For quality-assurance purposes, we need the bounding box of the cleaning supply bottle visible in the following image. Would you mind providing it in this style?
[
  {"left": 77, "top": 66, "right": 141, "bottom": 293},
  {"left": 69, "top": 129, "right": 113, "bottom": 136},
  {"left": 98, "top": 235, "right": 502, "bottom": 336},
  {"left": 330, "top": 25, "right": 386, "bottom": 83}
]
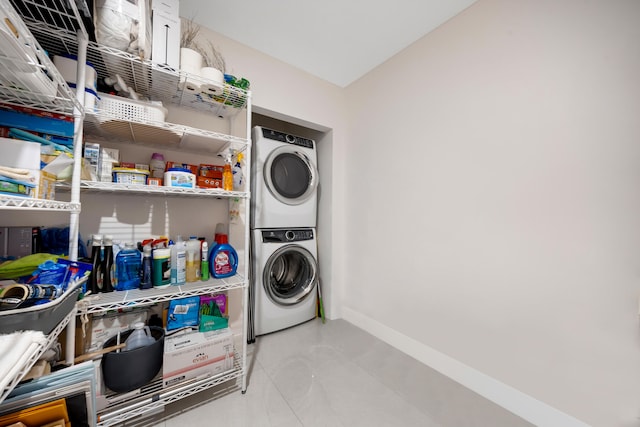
[
  {"left": 150, "top": 152, "right": 165, "bottom": 179},
  {"left": 170, "top": 235, "right": 186, "bottom": 285},
  {"left": 232, "top": 152, "right": 244, "bottom": 190},
  {"left": 201, "top": 241, "right": 209, "bottom": 281},
  {"left": 89, "top": 234, "right": 104, "bottom": 294},
  {"left": 139, "top": 244, "right": 153, "bottom": 289},
  {"left": 102, "top": 235, "right": 115, "bottom": 292},
  {"left": 209, "top": 233, "right": 238, "bottom": 278},
  {"left": 115, "top": 242, "right": 141, "bottom": 290},
  {"left": 222, "top": 155, "right": 233, "bottom": 191},
  {"left": 185, "top": 236, "right": 200, "bottom": 282},
  {"left": 124, "top": 322, "right": 155, "bottom": 351}
]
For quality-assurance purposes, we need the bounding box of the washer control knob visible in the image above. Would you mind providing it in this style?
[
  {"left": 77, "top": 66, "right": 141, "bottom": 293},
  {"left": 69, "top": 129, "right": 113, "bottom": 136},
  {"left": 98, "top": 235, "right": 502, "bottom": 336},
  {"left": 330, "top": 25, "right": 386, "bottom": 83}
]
[
  {"left": 285, "top": 230, "right": 296, "bottom": 241},
  {"left": 285, "top": 134, "right": 295, "bottom": 143}
]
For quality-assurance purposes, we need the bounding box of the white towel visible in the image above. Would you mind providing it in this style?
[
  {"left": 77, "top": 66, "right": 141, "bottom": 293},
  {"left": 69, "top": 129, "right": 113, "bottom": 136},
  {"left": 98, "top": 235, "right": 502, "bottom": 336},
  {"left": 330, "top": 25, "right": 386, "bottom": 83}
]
[{"left": 0, "top": 330, "right": 47, "bottom": 394}]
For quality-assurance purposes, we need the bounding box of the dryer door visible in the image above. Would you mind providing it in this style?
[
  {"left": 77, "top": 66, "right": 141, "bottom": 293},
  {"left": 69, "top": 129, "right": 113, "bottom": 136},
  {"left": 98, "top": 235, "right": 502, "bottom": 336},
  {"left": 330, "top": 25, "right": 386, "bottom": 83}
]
[
  {"left": 263, "top": 145, "right": 318, "bottom": 206},
  {"left": 263, "top": 244, "right": 317, "bottom": 306}
]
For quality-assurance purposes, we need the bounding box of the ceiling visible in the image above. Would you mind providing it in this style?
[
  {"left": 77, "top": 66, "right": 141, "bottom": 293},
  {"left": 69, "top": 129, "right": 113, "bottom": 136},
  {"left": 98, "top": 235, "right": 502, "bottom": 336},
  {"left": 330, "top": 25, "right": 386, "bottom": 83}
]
[{"left": 179, "top": 0, "right": 477, "bottom": 88}]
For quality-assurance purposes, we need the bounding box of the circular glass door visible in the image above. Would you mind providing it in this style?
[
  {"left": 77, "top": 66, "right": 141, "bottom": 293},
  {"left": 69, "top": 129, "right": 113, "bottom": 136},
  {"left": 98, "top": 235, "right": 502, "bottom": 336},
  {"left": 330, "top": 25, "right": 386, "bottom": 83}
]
[
  {"left": 264, "top": 146, "right": 318, "bottom": 206},
  {"left": 263, "top": 245, "right": 317, "bottom": 306}
]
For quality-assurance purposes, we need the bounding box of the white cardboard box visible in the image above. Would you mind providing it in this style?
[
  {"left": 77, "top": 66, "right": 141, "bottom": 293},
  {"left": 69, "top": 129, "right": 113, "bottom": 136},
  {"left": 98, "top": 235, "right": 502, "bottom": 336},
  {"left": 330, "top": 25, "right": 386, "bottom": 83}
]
[
  {"left": 163, "top": 328, "right": 234, "bottom": 388},
  {"left": 0, "top": 137, "right": 41, "bottom": 197},
  {"left": 151, "top": 0, "right": 180, "bottom": 69}
]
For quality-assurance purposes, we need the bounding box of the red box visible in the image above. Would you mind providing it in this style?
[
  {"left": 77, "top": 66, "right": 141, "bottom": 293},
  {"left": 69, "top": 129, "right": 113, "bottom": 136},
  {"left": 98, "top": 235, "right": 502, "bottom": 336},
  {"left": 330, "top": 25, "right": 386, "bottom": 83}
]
[
  {"left": 196, "top": 175, "right": 222, "bottom": 189},
  {"left": 118, "top": 162, "right": 136, "bottom": 169},
  {"left": 199, "top": 164, "right": 224, "bottom": 178},
  {"left": 148, "top": 177, "right": 163, "bottom": 186},
  {"left": 166, "top": 161, "right": 197, "bottom": 175}
]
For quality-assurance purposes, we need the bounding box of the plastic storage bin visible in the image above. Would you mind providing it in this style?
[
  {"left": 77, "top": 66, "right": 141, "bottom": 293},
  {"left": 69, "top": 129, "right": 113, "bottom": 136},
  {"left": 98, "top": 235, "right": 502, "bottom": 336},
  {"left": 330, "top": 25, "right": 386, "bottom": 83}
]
[{"left": 0, "top": 282, "right": 82, "bottom": 335}]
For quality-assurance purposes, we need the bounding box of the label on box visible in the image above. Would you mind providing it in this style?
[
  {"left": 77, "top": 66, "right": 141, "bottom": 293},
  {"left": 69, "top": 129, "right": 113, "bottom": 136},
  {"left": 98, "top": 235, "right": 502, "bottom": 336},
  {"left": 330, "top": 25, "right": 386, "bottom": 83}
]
[
  {"left": 199, "top": 164, "right": 224, "bottom": 178},
  {"left": 163, "top": 328, "right": 234, "bottom": 387},
  {"left": 196, "top": 176, "right": 222, "bottom": 189},
  {"left": 166, "top": 162, "right": 197, "bottom": 175}
]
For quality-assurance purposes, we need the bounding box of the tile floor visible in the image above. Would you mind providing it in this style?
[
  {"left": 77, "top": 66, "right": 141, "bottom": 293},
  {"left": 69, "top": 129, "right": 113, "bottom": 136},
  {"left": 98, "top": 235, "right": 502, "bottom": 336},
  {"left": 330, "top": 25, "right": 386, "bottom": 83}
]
[{"left": 146, "top": 319, "right": 533, "bottom": 427}]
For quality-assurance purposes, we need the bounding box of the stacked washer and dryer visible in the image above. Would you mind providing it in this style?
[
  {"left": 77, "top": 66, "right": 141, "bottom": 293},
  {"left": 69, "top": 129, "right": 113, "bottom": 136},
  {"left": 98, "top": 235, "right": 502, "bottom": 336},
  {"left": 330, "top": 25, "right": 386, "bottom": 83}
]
[{"left": 249, "top": 126, "right": 320, "bottom": 339}]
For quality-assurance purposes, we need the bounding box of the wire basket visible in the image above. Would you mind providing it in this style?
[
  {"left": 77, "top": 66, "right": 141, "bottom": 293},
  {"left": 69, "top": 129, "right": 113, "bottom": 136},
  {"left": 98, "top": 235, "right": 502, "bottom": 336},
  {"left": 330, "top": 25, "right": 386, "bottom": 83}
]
[{"left": 97, "top": 93, "right": 167, "bottom": 123}]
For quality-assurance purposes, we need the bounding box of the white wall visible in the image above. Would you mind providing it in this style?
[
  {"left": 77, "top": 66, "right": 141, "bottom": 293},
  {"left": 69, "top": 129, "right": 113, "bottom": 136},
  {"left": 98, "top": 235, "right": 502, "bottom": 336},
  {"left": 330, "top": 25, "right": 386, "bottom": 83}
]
[{"left": 343, "top": 0, "right": 640, "bottom": 426}]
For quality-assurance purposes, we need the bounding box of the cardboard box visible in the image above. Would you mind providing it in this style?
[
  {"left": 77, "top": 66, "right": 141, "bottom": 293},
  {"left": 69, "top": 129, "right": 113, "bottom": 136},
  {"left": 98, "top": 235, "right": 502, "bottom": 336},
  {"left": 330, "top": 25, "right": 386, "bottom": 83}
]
[
  {"left": 0, "top": 137, "right": 40, "bottom": 170},
  {"left": 38, "top": 170, "right": 56, "bottom": 199},
  {"left": 151, "top": 0, "right": 180, "bottom": 70},
  {"left": 196, "top": 175, "right": 222, "bottom": 189},
  {"left": 199, "top": 164, "right": 224, "bottom": 178},
  {"left": 163, "top": 328, "right": 234, "bottom": 387},
  {"left": 0, "top": 137, "right": 41, "bottom": 197},
  {"left": 101, "top": 147, "right": 119, "bottom": 163},
  {"left": 87, "top": 310, "right": 148, "bottom": 353},
  {"left": 83, "top": 142, "right": 100, "bottom": 179}
]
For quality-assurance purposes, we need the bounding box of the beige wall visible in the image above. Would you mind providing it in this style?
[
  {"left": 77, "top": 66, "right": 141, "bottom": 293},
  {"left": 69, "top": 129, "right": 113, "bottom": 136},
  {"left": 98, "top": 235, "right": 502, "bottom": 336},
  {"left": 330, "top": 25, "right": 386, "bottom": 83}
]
[
  {"left": 189, "top": 0, "right": 640, "bottom": 424},
  {"left": 192, "top": 25, "right": 349, "bottom": 321},
  {"left": 343, "top": 0, "right": 640, "bottom": 426}
]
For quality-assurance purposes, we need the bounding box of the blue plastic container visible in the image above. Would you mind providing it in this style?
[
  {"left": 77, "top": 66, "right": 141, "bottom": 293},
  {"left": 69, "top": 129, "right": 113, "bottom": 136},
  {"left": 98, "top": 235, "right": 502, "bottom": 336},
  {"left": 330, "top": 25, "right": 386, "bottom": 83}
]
[
  {"left": 208, "top": 234, "right": 238, "bottom": 278},
  {"left": 115, "top": 243, "right": 141, "bottom": 291}
]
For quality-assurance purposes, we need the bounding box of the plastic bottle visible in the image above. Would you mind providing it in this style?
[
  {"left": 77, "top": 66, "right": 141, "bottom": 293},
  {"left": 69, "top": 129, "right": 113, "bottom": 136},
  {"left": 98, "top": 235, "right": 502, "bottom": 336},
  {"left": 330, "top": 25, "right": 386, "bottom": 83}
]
[
  {"left": 150, "top": 152, "right": 165, "bottom": 179},
  {"left": 201, "top": 241, "right": 209, "bottom": 281},
  {"left": 170, "top": 236, "right": 186, "bottom": 285},
  {"left": 139, "top": 244, "right": 153, "bottom": 289},
  {"left": 232, "top": 152, "right": 244, "bottom": 190},
  {"left": 115, "top": 242, "right": 141, "bottom": 291},
  {"left": 209, "top": 233, "right": 238, "bottom": 278},
  {"left": 89, "top": 234, "right": 104, "bottom": 294},
  {"left": 222, "top": 155, "right": 233, "bottom": 191},
  {"left": 124, "top": 322, "right": 155, "bottom": 351},
  {"left": 152, "top": 247, "right": 171, "bottom": 288},
  {"left": 185, "top": 236, "right": 200, "bottom": 282},
  {"left": 102, "top": 235, "right": 115, "bottom": 292}
]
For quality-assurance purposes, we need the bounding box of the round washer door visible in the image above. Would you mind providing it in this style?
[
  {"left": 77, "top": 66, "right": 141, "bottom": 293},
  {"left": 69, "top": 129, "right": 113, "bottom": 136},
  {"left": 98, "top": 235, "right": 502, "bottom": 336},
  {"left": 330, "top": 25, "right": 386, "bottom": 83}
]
[
  {"left": 263, "top": 244, "right": 317, "bottom": 306},
  {"left": 264, "top": 145, "right": 318, "bottom": 206}
]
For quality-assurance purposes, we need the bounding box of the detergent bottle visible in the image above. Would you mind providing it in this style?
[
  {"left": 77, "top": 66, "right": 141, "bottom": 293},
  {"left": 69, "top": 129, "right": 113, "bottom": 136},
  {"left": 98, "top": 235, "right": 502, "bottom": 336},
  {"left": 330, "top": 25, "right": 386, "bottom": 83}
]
[{"left": 209, "top": 232, "right": 238, "bottom": 279}]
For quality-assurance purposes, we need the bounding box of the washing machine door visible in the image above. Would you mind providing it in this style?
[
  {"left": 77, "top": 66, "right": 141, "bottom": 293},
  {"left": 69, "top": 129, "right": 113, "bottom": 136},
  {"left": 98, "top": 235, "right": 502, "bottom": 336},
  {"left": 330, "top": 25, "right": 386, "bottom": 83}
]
[
  {"left": 264, "top": 145, "right": 318, "bottom": 206},
  {"left": 263, "top": 244, "right": 317, "bottom": 305}
]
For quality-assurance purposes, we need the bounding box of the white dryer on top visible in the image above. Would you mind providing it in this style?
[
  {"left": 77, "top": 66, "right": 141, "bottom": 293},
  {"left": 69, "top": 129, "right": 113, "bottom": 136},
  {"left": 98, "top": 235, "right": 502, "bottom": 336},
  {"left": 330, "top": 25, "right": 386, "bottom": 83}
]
[{"left": 251, "top": 126, "right": 319, "bottom": 229}]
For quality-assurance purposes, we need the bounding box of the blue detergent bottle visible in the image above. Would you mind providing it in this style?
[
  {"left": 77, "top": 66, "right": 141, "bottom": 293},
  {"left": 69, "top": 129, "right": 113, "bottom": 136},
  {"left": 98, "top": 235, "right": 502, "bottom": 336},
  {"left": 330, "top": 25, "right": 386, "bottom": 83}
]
[{"left": 209, "top": 233, "right": 238, "bottom": 278}]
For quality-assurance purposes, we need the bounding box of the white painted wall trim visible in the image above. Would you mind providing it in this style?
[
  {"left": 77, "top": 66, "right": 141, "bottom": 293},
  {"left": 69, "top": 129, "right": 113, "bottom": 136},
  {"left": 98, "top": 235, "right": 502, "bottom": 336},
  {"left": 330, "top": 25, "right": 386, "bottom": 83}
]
[{"left": 342, "top": 307, "right": 591, "bottom": 427}]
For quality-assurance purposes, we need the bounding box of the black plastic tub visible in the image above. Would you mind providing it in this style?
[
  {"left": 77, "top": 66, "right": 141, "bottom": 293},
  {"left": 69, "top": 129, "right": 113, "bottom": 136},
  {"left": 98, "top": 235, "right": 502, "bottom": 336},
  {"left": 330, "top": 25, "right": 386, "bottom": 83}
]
[{"left": 101, "top": 326, "right": 165, "bottom": 393}]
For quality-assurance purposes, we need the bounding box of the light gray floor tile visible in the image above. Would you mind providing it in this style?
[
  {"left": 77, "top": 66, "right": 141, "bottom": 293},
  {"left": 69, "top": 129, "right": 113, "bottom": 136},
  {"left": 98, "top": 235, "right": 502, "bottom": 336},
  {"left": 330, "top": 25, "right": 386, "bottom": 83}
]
[{"left": 149, "top": 318, "right": 531, "bottom": 427}]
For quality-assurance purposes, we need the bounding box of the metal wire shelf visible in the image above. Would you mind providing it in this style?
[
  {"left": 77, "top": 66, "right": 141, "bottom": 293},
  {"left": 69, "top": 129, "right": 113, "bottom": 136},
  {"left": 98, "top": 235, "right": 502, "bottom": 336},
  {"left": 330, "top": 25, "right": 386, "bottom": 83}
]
[
  {"left": 96, "top": 355, "right": 244, "bottom": 426},
  {"left": 0, "top": 0, "right": 83, "bottom": 115},
  {"left": 83, "top": 111, "right": 249, "bottom": 156},
  {"left": 62, "top": 180, "right": 249, "bottom": 199},
  {"left": 78, "top": 275, "right": 246, "bottom": 314},
  {"left": 0, "top": 308, "right": 76, "bottom": 403},
  {"left": 0, "top": 194, "right": 81, "bottom": 211},
  {"left": 20, "top": 21, "right": 249, "bottom": 117}
]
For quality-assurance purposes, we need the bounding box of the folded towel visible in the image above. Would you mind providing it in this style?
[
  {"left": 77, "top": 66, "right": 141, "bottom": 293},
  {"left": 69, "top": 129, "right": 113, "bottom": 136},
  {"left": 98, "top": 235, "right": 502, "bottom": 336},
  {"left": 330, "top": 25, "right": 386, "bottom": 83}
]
[{"left": 0, "top": 330, "right": 47, "bottom": 393}]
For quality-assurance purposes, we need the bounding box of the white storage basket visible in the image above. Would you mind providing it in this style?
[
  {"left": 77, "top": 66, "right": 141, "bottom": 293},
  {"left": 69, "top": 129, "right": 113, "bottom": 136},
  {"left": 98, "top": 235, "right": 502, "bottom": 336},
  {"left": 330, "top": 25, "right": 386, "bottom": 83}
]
[{"left": 97, "top": 92, "right": 167, "bottom": 123}]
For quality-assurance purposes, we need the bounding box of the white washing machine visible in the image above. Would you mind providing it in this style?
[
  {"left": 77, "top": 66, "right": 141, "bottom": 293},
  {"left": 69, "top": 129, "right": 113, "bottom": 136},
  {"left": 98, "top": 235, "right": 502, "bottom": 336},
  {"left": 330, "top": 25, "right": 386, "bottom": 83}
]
[
  {"left": 251, "top": 126, "right": 319, "bottom": 229},
  {"left": 251, "top": 228, "right": 318, "bottom": 336}
]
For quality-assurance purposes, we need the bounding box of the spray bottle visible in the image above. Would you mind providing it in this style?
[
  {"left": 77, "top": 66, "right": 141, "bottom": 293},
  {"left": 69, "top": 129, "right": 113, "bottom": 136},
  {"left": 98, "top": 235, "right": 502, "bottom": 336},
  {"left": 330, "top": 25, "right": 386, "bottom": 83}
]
[
  {"left": 222, "top": 154, "right": 233, "bottom": 191},
  {"left": 232, "top": 152, "right": 244, "bottom": 190},
  {"left": 201, "top": 241, "right": 209, "bottom": 281}
]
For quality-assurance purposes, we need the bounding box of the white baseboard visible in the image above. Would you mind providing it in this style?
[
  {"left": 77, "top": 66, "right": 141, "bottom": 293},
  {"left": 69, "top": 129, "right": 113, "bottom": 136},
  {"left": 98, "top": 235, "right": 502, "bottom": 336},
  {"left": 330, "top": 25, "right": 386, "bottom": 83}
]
[{"left": 342, "top": 307, "right": 590, "bottom": 427}]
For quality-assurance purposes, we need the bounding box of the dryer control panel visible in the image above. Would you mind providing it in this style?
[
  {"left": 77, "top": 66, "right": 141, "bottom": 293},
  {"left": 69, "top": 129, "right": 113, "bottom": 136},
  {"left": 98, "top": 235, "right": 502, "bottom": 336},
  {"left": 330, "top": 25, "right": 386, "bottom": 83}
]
[
  {"left": 259, "top": 127, "right": 314, "bottom": 149},
  {"left": 261, "top": 229, "right": 314, "bottom": 243}
]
